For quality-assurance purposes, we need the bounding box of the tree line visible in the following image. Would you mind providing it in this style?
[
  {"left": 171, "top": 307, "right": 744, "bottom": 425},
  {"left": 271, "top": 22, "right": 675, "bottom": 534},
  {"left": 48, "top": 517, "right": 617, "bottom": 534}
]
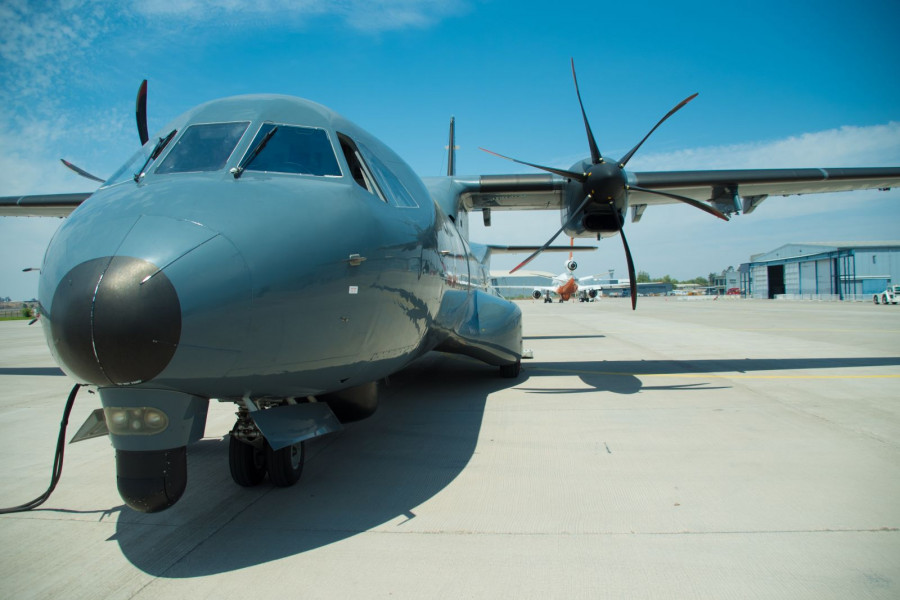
[{"left": 635, "top": 271, "right": 710, "bottom": 286}]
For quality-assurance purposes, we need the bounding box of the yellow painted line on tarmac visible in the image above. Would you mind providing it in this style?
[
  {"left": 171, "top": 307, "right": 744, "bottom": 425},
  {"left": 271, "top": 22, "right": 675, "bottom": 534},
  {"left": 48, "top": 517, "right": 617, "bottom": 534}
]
[
  {"left": 735, "top": 328, "right": 900, "bottom": 333},
  {"left": 529, "top": 367, "right": 900, "bottom": 380}
]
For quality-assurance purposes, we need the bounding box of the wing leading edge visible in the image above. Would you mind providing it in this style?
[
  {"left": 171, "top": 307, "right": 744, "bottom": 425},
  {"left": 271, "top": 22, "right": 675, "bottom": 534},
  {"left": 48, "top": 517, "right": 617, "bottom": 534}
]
[
  {"left": 629, "top": 166, "right": 900, "bottom": 218},
  {"left": 454, "top": 166, "right": 900, "bottom": 219},
  {"left": 0, "top": 193, "right": 91, "bottom": 217}
]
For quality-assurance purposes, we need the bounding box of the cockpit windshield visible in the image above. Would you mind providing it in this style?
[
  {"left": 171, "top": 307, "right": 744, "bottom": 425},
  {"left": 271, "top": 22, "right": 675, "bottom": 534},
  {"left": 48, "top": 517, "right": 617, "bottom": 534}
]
[
  {"left": 240, "top": 123, "right": 342, "bottom": 177},
  {"left": 155, "top": 122, "right": 249, "bottom": 174}
]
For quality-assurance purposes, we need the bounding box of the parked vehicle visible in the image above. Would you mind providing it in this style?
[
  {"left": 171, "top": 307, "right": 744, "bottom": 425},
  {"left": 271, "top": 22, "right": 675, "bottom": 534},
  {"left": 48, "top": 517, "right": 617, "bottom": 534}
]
[{"left": 873, "top": 285, "right": 900, "bottom": 304}]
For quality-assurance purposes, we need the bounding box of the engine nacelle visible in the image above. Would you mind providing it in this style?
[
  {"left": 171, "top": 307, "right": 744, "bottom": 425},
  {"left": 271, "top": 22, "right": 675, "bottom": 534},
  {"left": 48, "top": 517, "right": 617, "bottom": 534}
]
[
  {"left": 565, "top": 259, "right": 578, "bottom": 272},
  {"left": 587, "top": 289, "right": 598, "bottom": 299},
  {"left": 531, "top": 289, "right": 543, "bottom": 300}
]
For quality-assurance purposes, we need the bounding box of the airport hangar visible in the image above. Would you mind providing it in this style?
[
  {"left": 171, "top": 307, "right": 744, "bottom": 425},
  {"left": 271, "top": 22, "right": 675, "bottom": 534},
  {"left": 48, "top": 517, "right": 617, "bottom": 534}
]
[{"left": 739, "top": 241, "right": 900, "bottom": 300}]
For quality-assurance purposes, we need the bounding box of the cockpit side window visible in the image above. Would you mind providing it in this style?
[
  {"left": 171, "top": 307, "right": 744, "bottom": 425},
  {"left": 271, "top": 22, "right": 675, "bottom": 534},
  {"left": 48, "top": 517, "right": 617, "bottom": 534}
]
[
  {"left": 155, "top": 122, "right": 249, "bottom": 174},
  {"left": 242, "top": 123, "right": 342, "bottom": 176},
  {"left": 338, "top": 134, "right": 386, "bottom": 202},
  {"left": 356, "top": 143, "right": 419, "bottom": 208}
]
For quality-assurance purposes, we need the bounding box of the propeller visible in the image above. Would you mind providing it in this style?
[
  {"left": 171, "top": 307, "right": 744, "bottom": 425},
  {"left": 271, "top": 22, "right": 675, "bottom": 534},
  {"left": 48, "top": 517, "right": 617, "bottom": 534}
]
[
  {"left": 510, "top": 193, "right": 593, "bottom": 273},
  {"left": 615, "top": 204, "right": 638, "bottom": 310},
  {"left": 60, "top": 159, "right": 104, "bottom": 183},
  {"left": 481, "top": 59, "right": 730, "bottom": 309},
  {"left": 136, "top": 79, "right": 149, "bottom": 146},
  {"left": 60, "top": 80, "right": 152, "bottom": 184}
]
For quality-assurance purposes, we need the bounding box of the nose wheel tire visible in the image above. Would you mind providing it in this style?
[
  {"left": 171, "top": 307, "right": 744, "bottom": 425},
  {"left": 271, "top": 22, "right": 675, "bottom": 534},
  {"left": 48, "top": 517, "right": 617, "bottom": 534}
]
[
  {"left": 266, "top": 441, "right": 306, "bottom": 487},
  {"left": 228, "top": 436, "right": 267, "bottom": 487},
  {"left": 499, "top": 359, "right": 521, "bottom": 379}
]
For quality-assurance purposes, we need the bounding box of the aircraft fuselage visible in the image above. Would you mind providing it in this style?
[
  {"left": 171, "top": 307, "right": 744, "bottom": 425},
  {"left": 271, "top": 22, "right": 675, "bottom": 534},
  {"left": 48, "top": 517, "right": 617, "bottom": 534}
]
[{"left": 38, "top": 95, "right": 521, "bottom": 511}]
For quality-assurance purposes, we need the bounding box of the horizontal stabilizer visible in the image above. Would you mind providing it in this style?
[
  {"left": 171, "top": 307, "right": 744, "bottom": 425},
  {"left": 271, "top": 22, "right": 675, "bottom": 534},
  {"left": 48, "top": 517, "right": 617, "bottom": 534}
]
[{"left": 488, "top": 245, "right": 596, "bottom": 254}]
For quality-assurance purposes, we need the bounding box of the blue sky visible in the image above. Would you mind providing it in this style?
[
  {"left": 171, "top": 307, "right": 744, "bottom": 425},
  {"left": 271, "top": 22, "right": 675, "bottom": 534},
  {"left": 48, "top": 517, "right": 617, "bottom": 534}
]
[{"left": 2, "top": 0, "right": 899, "bottom": 299}]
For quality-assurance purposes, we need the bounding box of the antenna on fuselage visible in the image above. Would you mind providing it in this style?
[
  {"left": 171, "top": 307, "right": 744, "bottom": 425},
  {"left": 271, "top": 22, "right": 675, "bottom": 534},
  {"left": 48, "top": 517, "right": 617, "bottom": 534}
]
[{"left": 446, "top": 117, "right": 457, "bottom": 176}]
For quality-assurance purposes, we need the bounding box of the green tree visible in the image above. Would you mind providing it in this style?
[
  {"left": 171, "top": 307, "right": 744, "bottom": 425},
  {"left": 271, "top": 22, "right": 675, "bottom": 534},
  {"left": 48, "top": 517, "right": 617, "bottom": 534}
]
[{"left": 636, "top": 270, "right": 651, "bottom": 283}]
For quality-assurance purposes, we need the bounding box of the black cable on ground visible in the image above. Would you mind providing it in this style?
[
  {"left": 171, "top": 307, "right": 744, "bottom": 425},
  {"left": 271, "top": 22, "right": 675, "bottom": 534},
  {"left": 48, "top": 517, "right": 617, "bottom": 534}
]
[{"left": 0, "top": 383, "right": 83, "bottom": 514}]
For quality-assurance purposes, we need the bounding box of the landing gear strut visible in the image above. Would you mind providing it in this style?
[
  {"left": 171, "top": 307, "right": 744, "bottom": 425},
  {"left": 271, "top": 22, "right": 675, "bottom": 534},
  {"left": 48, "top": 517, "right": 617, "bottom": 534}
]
[{"left": 228, "top": 406, "right": 306, "bottom": 488}]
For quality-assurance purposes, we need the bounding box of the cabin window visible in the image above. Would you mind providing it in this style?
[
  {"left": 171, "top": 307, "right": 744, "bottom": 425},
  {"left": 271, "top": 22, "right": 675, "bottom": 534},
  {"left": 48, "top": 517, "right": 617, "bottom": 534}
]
[
  {"left": 241, "top": 123, "right": 342, "bottom": 176},
  {"left": 338, "top": 134, "right": 386, "bottom": 202},
  {"left": 156, "top": 122, "right": 249, "bottom": 174},
  {"left": 356, "top": 143, "right": 419, "bottom": 208}
]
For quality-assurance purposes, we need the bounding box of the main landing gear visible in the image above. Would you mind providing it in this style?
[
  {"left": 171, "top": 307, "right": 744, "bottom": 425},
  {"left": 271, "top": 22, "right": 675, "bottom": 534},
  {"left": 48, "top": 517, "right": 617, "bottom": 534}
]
[{"left": 228, "top": 407, "right": 306, "bottom": 488}]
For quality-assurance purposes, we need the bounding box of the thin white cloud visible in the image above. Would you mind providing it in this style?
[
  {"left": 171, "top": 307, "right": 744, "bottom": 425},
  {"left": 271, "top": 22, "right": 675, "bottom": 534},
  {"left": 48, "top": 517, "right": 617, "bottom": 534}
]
[
  {"left": 132, "top": 0, "right": 468, "bottom": 32},
  {"left": 0, "top": 0, "right": 113, "bottom": 100},
  {"left": 473, "top": 122, "right": 900, "bottom": 280},
  {"left": 628, "top": 122, "right": 900, "bottom": 171}
]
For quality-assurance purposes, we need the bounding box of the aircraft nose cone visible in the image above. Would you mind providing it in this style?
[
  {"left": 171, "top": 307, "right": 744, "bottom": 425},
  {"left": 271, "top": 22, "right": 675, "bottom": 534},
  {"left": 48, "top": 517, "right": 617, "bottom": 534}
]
[{"left": 49, "top": 256, "right": 181, "bottom": 386}]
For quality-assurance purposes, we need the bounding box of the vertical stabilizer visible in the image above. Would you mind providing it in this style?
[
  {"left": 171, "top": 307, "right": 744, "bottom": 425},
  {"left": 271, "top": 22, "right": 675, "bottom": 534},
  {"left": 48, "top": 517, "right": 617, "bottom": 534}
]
[{"left": 447, "top": 117, "right": 456, "bottom": 176}]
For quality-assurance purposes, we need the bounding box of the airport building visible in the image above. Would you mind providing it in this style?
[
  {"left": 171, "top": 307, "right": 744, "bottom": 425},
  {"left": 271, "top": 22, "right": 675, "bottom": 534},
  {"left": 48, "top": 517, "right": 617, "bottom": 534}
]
[
  {"left": 740, "top": 241, "right": 900, "bottom": 300},
  {"left": 710, "top": 266, "right": 740, "bottom": 295}
]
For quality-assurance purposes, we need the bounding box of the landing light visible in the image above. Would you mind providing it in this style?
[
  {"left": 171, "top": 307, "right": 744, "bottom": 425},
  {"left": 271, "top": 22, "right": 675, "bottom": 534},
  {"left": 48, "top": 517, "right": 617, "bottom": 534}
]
[{"left": 104, "top": 407, "right": 169, "bottom": 435}]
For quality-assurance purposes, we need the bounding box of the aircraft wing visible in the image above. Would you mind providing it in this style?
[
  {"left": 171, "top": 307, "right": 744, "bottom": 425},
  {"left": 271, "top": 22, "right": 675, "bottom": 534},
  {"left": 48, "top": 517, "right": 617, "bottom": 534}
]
[
  {"left": 628, "top": 167, "right": 900, "bottom": 215},
  {"left": 456, "top": 167, "right": 900, "bottom": 216},
  {"left": 0, "top": 193, "right": 91, "bottom": 217},
  {"left": 459, "top": 174, "right": 565, "bottom": 211}
]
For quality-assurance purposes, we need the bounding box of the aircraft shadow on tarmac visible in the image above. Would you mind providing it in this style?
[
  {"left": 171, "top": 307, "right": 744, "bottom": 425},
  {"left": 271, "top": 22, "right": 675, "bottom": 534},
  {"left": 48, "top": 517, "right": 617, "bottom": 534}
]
[
  {"left": 113, "top": 353, "right": 521, "bottom": 577},
  {"left": 110, "top": 353, "right": 899, "bottom": 577},
  {"left": 522, "top": 356, "right": 900, "bottom": 395},
  {"left": 0, "top": 367, "right": 65, "bottom": 376},
  {"left": 523, "top": 334, "right": 606, "bottom": 340}
]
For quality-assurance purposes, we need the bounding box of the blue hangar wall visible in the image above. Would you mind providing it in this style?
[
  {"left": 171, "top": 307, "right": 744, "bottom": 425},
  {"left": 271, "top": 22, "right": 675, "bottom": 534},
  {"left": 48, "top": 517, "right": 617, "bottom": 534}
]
[{"left": 741, "top": 242, "right": 900, "bottom": 299}]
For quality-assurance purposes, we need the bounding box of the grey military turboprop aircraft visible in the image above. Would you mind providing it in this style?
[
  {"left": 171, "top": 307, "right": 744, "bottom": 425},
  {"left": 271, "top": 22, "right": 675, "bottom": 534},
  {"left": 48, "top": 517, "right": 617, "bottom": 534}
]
[{"left": 3, "top": 62, "right": 900, "bottom": 513}]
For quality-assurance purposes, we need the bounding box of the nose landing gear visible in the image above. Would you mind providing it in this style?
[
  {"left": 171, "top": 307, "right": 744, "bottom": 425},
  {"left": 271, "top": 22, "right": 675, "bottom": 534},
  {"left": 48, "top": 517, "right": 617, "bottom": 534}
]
[
  {"left": 227, "top": 402, "right": 324, "bottom": 489},
  {"left": 228, "top": 434, "right": 305, "bottom": 488}
]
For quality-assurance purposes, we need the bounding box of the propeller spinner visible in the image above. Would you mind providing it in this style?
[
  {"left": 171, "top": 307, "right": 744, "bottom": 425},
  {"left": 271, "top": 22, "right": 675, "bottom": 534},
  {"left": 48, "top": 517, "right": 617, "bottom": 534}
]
[{"left": 481, "top": 59, "right": 729, "bottom": 309}]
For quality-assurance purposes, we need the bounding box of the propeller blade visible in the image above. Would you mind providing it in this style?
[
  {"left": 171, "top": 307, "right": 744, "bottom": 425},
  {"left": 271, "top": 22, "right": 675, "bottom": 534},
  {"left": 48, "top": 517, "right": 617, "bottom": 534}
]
[
  {"left": 618, "top": 93, "right": 698, "bottom": 168},
  {"left": 60, "top": 159, "right": 104, "bottom": 183},
  {"left": 570, "top": 58, "right": 602, "bottom": 165},
  {"left": 479, "top": 147, "right": 586, "bottom": 182},
  {"left": 616, "top": 212, "right": 638, "bottom": 310},
  {"left": 510, "top": 194, "right": 593, "bottom": 273},
  {"left": 627, "top": 185, "right": 729, "bottom": 221},
  {"left": 136, "top": 79, "right": 149, "bottom": 146}
]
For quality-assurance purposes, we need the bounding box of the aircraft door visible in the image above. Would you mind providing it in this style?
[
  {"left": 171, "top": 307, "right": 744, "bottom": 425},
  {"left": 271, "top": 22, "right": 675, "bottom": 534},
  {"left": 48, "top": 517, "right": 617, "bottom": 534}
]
[{"left": 438, "top": 217, "right": 470, "bottom": 294}]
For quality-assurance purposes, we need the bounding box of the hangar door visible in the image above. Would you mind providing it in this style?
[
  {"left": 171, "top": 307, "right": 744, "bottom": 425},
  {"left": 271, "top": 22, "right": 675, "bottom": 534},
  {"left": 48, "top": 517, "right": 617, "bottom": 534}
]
[
  {"left": 799, "top": 261, "right": 817, "bottom": 294},
  {"left": 816, "top": 259, "right": 834, "bottom": 295},
  {"left": 750, "top": 265, "right": 768, "bottom": 298},
  {"left": 767, "top": 264, "right": 785, "bottom": 298},
  {"left": 784, "top": 263, "right": 800, "bottom": 295}
]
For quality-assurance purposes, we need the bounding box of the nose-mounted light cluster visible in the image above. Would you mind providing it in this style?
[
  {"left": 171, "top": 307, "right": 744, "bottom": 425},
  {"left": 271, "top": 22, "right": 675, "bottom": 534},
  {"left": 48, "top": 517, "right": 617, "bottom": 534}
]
[{"left": 105, "top": 407, "right": 169, "bottom": 436}]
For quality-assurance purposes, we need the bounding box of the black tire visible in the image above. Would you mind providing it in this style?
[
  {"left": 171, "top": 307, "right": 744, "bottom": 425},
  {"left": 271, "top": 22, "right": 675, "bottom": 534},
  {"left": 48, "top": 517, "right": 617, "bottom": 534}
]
[
  {"left": 499, "top": 359, "right": 521, "bottom": 379},
  {"left": 266, "top": 441, "right": 305, "bottom": 487},
  {"left": 228, "top": 436, "right": 266, "bottom": 487}
]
